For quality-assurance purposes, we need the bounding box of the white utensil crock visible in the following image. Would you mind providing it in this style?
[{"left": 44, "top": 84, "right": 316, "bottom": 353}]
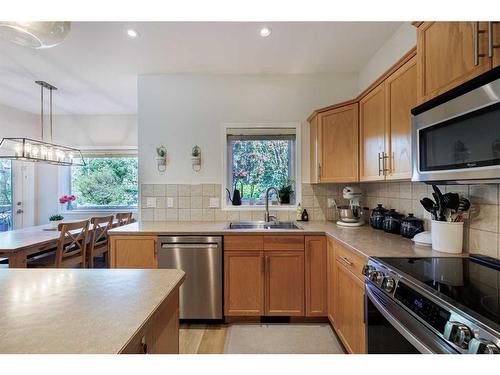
[{"left": 431, "top": 220, "right": 464, "bottom": 254}]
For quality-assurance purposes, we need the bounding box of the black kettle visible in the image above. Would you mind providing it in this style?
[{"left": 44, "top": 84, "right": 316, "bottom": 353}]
[{"left": 226, "top": 180, "right": 243, "bottom": 206}]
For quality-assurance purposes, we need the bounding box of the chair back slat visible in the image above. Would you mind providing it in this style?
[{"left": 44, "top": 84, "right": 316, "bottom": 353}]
[
  {"left": 56, "top": 220, "right": 89, "bottom": 268},
  {"left": 89, "top": 215, "right": 114, "bottom": 249},
  {"left": 116, "top": 212, "right": 133, "bottom": 226}
]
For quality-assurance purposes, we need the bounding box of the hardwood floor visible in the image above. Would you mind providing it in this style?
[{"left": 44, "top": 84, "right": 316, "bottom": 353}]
[{"left": 179, "top": 323, "right": 228, "bottom": 354}]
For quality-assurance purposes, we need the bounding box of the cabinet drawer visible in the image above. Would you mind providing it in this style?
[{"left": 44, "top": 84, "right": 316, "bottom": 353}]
[
  {"left": 335, "top": 242, "right": 366, "bottom": 281},
  {"left": 264, "top": 235, "right": 304, "bottom": 251},
  {"left": 224, "top": 235, "right": 263, "bottom": 251}
]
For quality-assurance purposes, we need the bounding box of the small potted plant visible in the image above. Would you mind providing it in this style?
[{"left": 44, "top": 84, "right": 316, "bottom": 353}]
[
  {"left": 278, "top": 179, "right": 294, "bottom": 205},
  {"left": 191, "top": 145, "right": 201, "bottom": 168},
  {"left": 49, "top": 214, "right": 64, "bottom": 229},
  {"left": 156, "top": 145, "right": 167, "bottom": 171}
]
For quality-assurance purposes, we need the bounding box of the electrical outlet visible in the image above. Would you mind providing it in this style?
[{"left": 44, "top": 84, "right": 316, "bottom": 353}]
[
  {"left": 209, "top": 198, "right": 220, "bottom": 208},
  {"left": 167, "top": 197, "right": 174, "bottom": 208},
  {"left": 146, "top": 197, "right": 157, "bottom": 208}
]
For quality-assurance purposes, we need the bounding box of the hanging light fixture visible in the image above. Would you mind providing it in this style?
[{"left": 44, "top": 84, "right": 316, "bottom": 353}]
[
  {"left": 0, "top": 22, "right": 71, "bottom": 49},
  {"left": 0, "top": 81, "right": 84, "bottom": 166}
]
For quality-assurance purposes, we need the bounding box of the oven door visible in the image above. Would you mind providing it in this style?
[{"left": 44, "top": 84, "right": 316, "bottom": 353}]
[{"left": 365, "top": 284, "right": 457, "bottom": 354}]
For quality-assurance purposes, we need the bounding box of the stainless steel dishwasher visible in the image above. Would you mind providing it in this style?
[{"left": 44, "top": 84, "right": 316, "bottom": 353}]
[{"left": 157, "top": 236, "right": 222, "bottom": 319}]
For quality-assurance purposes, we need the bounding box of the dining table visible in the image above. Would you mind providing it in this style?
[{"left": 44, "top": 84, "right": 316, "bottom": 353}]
[{"left": 0, "top": 220, "right": 124, "bottom": 268}]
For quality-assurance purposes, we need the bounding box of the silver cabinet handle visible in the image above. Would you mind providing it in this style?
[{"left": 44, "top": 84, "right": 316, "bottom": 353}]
[
  {"left": 378, "top": 153, "right": 382, "bottom": 176},
  {"left": 339, "top": 255, "right": 353, "bottom": 267}
]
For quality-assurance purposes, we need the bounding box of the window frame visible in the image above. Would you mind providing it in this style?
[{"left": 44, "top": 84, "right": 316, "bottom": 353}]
[
  {"left": 59, "top": 147, "right": 139, "bottom": 215},
  {"left": 221, "top": 123, "right": 301, "bottom": 211}
]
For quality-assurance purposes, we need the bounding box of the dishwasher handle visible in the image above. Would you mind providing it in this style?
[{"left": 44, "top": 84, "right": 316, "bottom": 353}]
[{"left": 160, "top": 243, "right": 219, "bottom": 249}]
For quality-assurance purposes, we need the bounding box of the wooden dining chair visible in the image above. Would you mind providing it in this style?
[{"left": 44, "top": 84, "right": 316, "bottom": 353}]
[
  {"left": 116, "top": 212, "right": 133, "bottom": 226},
  {"left": 87, "top": 215, "right": 113, "bottom": 268},
  {"left": 28, "top": 220, "right": 89, "bottom": 268}
]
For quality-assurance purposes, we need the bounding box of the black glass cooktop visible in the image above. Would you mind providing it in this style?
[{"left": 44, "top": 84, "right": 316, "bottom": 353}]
[{"left": 377, "top": 255, "right": 500, "bottom": 329}]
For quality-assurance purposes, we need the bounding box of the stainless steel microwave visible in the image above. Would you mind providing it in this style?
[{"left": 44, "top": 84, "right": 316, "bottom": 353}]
[{"left": 412, "top": 71, "right": 500, "bottom": 184}]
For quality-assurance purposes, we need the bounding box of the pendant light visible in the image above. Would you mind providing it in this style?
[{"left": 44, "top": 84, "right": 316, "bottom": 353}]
[
  {"left": 0, "top": 81, "right": 84, "bottom": 166},
  {"left": 0, "top": 22, "right": 71, "bottom": 49}
]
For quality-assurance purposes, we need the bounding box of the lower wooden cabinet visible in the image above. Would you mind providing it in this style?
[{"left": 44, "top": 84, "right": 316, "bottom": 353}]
[
  {"left": 224, "top": 251, "right": 265, "bottom": 316},
  {"left": 265, "top": 251, "right": 305, "bottom": 316},
  {"left": 326, "top": 237, "right": 336, "bottom": 324},
  {"left": 305, "top": 236, "right": 327, "bottom": 317},
  {"left": 110, "top": 235, "right": 158, "bottom": 268}
]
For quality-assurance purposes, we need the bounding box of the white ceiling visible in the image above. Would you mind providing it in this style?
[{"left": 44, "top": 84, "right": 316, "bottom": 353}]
[{"left": 0, "top": 22, "right": 403, "bottom": 115}]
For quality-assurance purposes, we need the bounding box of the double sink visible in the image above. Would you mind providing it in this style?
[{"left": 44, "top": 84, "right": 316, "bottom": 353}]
[{"left": 226, "top": 221, "right": 302, "bottom": 230}]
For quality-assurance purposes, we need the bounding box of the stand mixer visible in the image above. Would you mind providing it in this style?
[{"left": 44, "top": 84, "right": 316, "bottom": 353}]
[{"left": 334, "top": 186, "right": 365, "bottom": 227}]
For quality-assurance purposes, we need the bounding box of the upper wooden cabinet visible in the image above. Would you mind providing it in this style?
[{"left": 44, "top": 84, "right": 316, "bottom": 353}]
[
  {"left": 317, "top": 103, "right": 359, "bottom": 183},
  {"left": 305, "top": 236, "right": 327, "bottom": 317},
  {"left": 493, "top": 22, "right": 500, "bottom": 68},
  {"left": 359, "top": 83, "right": 386, "bottom": 182},
  {"left": 385, "top": 56, "right": 417, "bottom": 180},
  {"left": 416, "top": 22, "right": 492, "bottom": 103}
]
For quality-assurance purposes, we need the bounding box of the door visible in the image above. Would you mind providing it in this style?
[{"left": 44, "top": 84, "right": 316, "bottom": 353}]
[
  {"left": 417, "top": 22, "right": 491, "bottom": 103},
  {"left": 318, "top": 103, "right": 359, "bottom": 183},
  {"left": 265, "top": 251, "right": 304, "bottom": 316},
  {"left": 335, "top": 259, "right": 366, "bottom": 354},
  {"left": 385, "top": 56, "right": 417, "bottom": 180},
  {"left": 305, "top": 236, "right": 327, "bottom": 317},
  {"left": 111, "top": 236, "right": 158, "bottom": 268},
  {"left": 327, "top": 237, "right": 336, "bottom": 324},
  {"left": 224, "top": 251, "right": 264, "bottom": 316},
  {"left": 492, "top": 21, "right": 500, "bottom": 68},
  {"left": 359, "top": 84, "right": 386, "bottom": 181}
]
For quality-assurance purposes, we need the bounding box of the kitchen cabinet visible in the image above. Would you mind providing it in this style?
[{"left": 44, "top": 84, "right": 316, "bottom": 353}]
[
  {"left": 305, "top": 236, "right": 327, "bottom": 317},
  {"left": 224, "top": 250, "right": 265, "bottom": 316},
  {"left": 309, "top": 113, "right": 320, "bottom": 183},
  {"left": 359, "top": 83, "right": 386, "bottom": 181},
  {"left": 416, "top": 22, "right": 491, "bottom": 103},
  {"left": 326, "top": 237, "right": 336, "bottom": 324},
  {"left": 313, "top": 103, "right": 359, "bottom": 183},
  {"left": 110, "top": 235, "right": 157, "bottom": 268},
  {"left": 385, "top": 55, "right": 417, "bottom": 180},
  {"left": 265, "top": 251, "right": 305, "bottom": 316},
  {"left": 359, "top": 55, "right": 417, "bottom": 181},
  {"left": 224, "top": 235, "right": 305, "bottom": 317},
  {"left": 492, "top": 22, "right": 500, "bottom": 68},
  {"left": 334, "top": 258, "right": 366, "bottom": 354}
]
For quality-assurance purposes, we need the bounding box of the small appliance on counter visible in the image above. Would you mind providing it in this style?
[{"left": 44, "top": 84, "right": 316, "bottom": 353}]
[{"left": 334, "top": 186, "right": 367, "bottom": 227}]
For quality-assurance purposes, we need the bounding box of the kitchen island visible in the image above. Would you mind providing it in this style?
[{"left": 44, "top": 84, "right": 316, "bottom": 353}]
[{"left": 0, "top": 268, "right": 185, "bottom": 354}]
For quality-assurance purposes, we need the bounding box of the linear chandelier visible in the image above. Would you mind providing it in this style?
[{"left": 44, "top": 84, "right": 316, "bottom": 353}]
[{"left": 0, "top": 81, "right": 84, "bottom": 166}]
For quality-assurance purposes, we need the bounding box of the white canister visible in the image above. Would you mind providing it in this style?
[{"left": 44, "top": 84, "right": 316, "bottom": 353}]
[{"left": 431, "top": 220, "right": 464, "bottom": 254}]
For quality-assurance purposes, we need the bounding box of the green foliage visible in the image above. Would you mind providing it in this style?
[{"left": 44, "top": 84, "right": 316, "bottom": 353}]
[
  {"left": 192, "top": 145, "right": 201, "bottom": 157},
  {"left": 0, "top": 160, "right": 12, "bottom": 206},
  {"left": 49, "top": 214, "right": 64, "bottom": 221},
  {"left": 156, "top": 146, "right": 167, "bottom": 158},
  {"left": 278, "top": 179, "right": 295, "bottom": 199},
  {"left": 71, "top": 157, "right": 138, "bottom": 208},
  {"left": 231, "top": 139, "right": 294, "bottom": 202}
]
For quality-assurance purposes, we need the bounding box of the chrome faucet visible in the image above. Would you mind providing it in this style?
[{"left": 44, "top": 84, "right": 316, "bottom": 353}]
[{"left": 265, "top": 186, "right": 278, "bottom": 222}]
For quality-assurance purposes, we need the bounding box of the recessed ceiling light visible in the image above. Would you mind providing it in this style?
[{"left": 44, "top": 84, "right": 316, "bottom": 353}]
[
  {"left": 259, "top": 27, "right": 271, "bottom": 38},
  {"left": 126, "top": 29, "right": 138, "bottom": 38}
]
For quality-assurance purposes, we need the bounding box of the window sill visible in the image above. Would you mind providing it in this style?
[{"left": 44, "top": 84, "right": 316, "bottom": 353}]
[
  {"left": 60, "top": 208, "right": 138, "bottom": 215},
  {"left": 222, "top": 205, "right": 297, "bottom": 211}
]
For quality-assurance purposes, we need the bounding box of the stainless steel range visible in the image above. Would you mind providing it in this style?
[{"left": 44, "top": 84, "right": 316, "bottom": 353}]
[{"left": 363, "top": 256, "right": 500, "bottom": 354}]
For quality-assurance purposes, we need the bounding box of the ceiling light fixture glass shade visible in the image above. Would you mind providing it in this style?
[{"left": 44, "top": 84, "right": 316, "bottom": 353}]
[
  {"left": 0, "top": 21, "right": 71, "bottom": 49},
  {"left": 0, "top": 81, "right": 84, "bottom": 167}
]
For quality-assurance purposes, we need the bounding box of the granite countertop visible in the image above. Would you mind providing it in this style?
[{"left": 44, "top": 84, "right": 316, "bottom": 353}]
[
  {"left": 109, "top": 221, "right": 463, "bottom": 259},
  {"left": 0, "top": 269, "right": 185, "bottom": 354}
]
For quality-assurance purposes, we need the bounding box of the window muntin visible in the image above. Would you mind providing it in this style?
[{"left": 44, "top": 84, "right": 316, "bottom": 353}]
[
  {"left": 0, "top": 160, "right": 12, "bottom": 231},
  {"left": 69, "top": 156, "right": 138, "bottom": 210},
  {"left": 226, "top": 131, "right": 296, "bottom": 206}
]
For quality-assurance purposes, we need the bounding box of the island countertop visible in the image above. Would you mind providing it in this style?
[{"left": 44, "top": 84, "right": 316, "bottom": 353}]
[
  {"left": 108, "top": 221, "right": 463, "bottom": 259},
  {"left": 0, "top": 268, "right": 185, "bottom": 354}
]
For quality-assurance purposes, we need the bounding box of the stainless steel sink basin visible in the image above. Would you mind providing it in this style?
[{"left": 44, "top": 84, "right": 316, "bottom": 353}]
[{"left": 226, "top": 221, "right": 302, "bottom": 230}]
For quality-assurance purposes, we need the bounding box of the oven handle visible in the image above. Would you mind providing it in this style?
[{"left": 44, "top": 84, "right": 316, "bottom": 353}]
[{"left": 365, "top": 284, "right": 457, "bottom": 354}]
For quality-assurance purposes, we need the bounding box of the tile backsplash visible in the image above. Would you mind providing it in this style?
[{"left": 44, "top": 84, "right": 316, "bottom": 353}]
[{"left": 141, "top": 181, "right": 500, "bottom": 259}]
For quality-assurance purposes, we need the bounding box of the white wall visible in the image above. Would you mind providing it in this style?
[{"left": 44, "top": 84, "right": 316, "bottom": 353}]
[
  {"left": 138, "top": 73, "right": 358, "bottom": 185},
  {"left": 0, "top": 102, "right": 38, "bottom": 138},
  {"left": 357, "top": 23, "right": 416, "bottom": 91}
]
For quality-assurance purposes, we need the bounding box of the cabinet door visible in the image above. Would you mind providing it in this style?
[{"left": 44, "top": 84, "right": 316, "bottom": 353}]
[
  {"left": 335, "top": 260, "right": 366, "bottom": 354},
  {"left": 224, "top": 251, "right": 264, "bottom": 316},
  {"left": 111, "top": 236, "right": 157, "bottom": 269},
  {"left": 305, "top": 236, "right": 327, "bottom": 317},
  {"left": 385, "top": 56, "right": 417, "bottom": 180},
  {"left": 265, "top": 251, "right": 305, "bottom": 316},
  {"left": 417, "top": 22, "right": 490, "bottom": 103},
  {"left": 359, "top": 84, "right": 386, "bottom": 182},
  {"left": 318, "top": 103, "right": 359, "bottom": 183},
  {"left": 326, "top": 237, "right": 336, "bottom": 325},
  {"left": 309, "top": 114, "right": 320, "bottom": 184},
  {"left": 493, "top": 21, "right": 500, "bottom": 68}
]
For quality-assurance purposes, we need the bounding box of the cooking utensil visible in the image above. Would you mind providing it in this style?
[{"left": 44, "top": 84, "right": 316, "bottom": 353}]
[
  {"left": 442, "top": 192, "right": 460, "bottom": 211},
  {"left": 420, "top": 197, "right": 438, "bottom": 220},
  {"left": 432, "top": 185, "right": 446, "bottom": 221},
  {"left": 458, "top": 197, "right": 471, "bottom": 212}
]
